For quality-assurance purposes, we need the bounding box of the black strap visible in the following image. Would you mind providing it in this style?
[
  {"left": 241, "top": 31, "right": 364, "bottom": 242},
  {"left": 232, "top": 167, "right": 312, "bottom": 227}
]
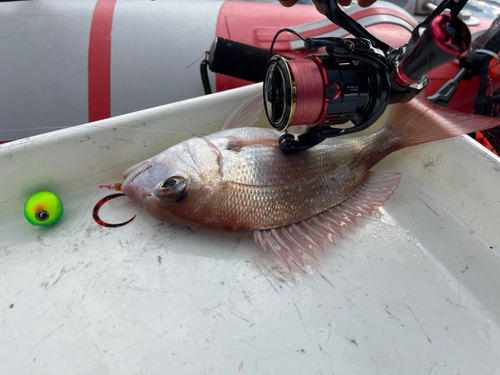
[{"left": 200, "top": 54, "right": 212, "bottom": 95}]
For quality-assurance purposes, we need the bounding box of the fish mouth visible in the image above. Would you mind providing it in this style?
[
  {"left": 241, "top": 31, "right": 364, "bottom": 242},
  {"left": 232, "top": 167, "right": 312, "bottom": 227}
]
[
  {"left": 121, "top": 161, "right": 154, "bottom": 206},
  {"left": 122, "top": 162, "right": 180, "bottom": 209}
]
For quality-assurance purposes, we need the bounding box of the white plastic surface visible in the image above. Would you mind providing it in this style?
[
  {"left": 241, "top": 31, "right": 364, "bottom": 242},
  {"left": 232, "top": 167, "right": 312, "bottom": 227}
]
[{"left": 1, "top": 83, "right": 500, "bottom": 374}]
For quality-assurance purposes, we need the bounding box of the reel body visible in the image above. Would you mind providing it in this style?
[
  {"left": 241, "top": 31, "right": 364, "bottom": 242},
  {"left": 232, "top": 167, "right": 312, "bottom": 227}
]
[{"left": 263, "top": 0, "right": 471, "bottom": 153}]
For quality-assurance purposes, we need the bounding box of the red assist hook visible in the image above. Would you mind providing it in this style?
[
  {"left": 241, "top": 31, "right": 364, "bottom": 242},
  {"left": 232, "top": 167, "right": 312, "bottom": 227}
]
[{"left": 93, "top": 184, "right": 136, "bottom": 228}]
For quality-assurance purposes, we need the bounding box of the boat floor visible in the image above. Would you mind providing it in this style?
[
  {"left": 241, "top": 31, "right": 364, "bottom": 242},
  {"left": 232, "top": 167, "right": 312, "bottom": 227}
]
[{"left": 1, "top": 84, "right": 500, "bottom": 374}]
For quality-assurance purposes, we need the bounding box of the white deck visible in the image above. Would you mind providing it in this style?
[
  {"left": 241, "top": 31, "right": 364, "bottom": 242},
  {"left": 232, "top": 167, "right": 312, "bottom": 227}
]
[{"left": 1, "top": 83, "right": 500, "bottom": 374}]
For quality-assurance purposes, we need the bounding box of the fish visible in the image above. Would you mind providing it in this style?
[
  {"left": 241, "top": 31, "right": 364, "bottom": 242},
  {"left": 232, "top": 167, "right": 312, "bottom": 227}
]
[{"left": 121, "top": 92, "right": 500, "bottom": 266}]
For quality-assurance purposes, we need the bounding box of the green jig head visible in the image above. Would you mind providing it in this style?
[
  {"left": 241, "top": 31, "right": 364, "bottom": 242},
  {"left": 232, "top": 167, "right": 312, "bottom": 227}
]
[{"left": 24, "top": 191, "right": 63, "bottom": 226}]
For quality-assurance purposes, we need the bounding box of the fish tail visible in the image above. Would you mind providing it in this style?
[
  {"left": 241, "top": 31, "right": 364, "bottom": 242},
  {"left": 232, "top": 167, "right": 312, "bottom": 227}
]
[{"left": 385, "top": 91, "right": 500, "bottom": 149}]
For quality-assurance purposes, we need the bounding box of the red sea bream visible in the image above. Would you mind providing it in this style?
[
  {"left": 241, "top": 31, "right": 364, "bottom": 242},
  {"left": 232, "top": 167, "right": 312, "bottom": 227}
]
[{"left": 121, "top": 93, "right": 499, "bottom": 266}]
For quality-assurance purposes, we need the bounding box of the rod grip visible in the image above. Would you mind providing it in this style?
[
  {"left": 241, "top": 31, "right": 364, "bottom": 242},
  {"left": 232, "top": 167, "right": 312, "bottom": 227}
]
[{"left": 208, "top": 37, "right": 289, "bottom": 83}]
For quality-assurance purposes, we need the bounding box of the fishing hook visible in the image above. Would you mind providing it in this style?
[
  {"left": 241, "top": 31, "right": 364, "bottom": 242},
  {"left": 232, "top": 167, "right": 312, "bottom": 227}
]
[{"left": 93, "top": 193, "right": 136, "bottom": 228}]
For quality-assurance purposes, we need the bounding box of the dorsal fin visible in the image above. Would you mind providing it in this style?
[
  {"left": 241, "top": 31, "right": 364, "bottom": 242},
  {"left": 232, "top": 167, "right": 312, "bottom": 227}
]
[{"left": 221, "top": 93, "right": 263, "bottom": 130}]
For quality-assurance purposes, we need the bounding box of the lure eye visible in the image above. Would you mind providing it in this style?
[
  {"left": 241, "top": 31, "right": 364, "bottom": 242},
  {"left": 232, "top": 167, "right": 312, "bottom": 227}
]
[
  {"left": 35, "top": 210, "right": 50, "bottom": 222},
  {"left": 24, "top": 191, "right": 64, "bottom": 226},
  {"left": 155, "top": 176, "right": 188, "bottom": 204}
]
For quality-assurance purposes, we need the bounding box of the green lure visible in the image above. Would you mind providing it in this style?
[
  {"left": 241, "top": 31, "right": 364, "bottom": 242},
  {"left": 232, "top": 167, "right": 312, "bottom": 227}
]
[{"left": 24, "top": 191, "right": 63, "bottom": 226}]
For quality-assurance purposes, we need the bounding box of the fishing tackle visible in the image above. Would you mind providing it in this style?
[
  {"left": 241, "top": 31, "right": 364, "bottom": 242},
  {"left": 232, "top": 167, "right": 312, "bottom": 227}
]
[
  {"left": 99, "top": 183, "right": 123, "bottom": 191},
  {"left": 93, "top": 188, "right": 136, "bottom": 228},
  {"left": 261, "top": 0, "right": 471, "bottom": 153},
  {"left": 24, "top": 191, "right": 63, "bottom": 226}
]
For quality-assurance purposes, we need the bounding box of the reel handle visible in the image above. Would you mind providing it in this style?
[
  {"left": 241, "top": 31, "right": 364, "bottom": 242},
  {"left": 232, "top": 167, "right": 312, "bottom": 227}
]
[{"left": 319, "top": 0, "right": 391, "bottom": 53}]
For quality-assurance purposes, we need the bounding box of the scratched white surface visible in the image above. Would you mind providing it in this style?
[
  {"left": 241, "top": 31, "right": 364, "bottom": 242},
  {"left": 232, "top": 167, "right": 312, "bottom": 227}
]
[{"left": 1, "top": 84, "right": 500, "bottom": 374}]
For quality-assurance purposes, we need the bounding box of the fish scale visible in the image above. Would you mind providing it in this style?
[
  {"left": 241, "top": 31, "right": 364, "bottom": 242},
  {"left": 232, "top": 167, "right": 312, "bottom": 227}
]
[{"left": 158, "top": 128, "right": 383, "bottom": 231}]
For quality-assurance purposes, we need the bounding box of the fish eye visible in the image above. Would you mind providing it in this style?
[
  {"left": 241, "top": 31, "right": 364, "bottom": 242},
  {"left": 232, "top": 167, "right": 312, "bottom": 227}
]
[
  {"left": 161, "top": 178, "right": 180, "bottom": 188},
  {"left": 155, "top": 176, "right": 188, "bottom": 204}
]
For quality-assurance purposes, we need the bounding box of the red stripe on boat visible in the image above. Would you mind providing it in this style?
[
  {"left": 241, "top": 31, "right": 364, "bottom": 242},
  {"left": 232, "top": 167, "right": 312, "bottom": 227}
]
[{"left": 88, "top": 0, "right": 118, "bottom": 122}]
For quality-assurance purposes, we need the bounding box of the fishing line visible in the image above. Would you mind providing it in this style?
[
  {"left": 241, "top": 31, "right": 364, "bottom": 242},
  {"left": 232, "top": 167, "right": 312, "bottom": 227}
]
[
  {"left": 37, "top": 188, "right": 101, "bottom": 247},
  {"left": 0, "top": 126, "right": 73, "bottom": 132},
  {"left": 291, "top": 59, "right": 325, "bottom": 125},
  {"left": 2, "top": 183, "right": 137, "bottom": 246},
  {"left": 1, "top": 185, "right": 100, "bottom": 247},
  {"left": 97, "top": 126, "right": 207, "bottom": 137},
  {"left": 0, "top": 186, "right": 26, "bottom": 204},
  {"left": 0, "top": 125, "right": 206, "bottom": 137}
]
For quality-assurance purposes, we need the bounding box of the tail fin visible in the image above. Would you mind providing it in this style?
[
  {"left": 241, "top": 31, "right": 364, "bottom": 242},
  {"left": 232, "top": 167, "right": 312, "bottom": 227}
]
[{"left": 386, "top": 91, "right": 500, "bottom": 148}]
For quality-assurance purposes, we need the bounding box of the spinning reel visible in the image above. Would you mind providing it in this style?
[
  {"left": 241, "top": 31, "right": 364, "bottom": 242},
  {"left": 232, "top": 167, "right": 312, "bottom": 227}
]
[{"left": 263, "top": 0, "right": 471, "bottom": 153}]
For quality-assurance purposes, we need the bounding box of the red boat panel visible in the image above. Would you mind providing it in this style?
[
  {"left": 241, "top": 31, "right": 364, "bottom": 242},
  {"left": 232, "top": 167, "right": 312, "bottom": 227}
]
[
  {"left": 88, "top": 0, "right": 118, "bottom": 122},
  {"left": 216, "top": 2, "right": 496, "bottom": 115},
  {"left": 216, "top": 2, "right": 414, "bottom": 92}
]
